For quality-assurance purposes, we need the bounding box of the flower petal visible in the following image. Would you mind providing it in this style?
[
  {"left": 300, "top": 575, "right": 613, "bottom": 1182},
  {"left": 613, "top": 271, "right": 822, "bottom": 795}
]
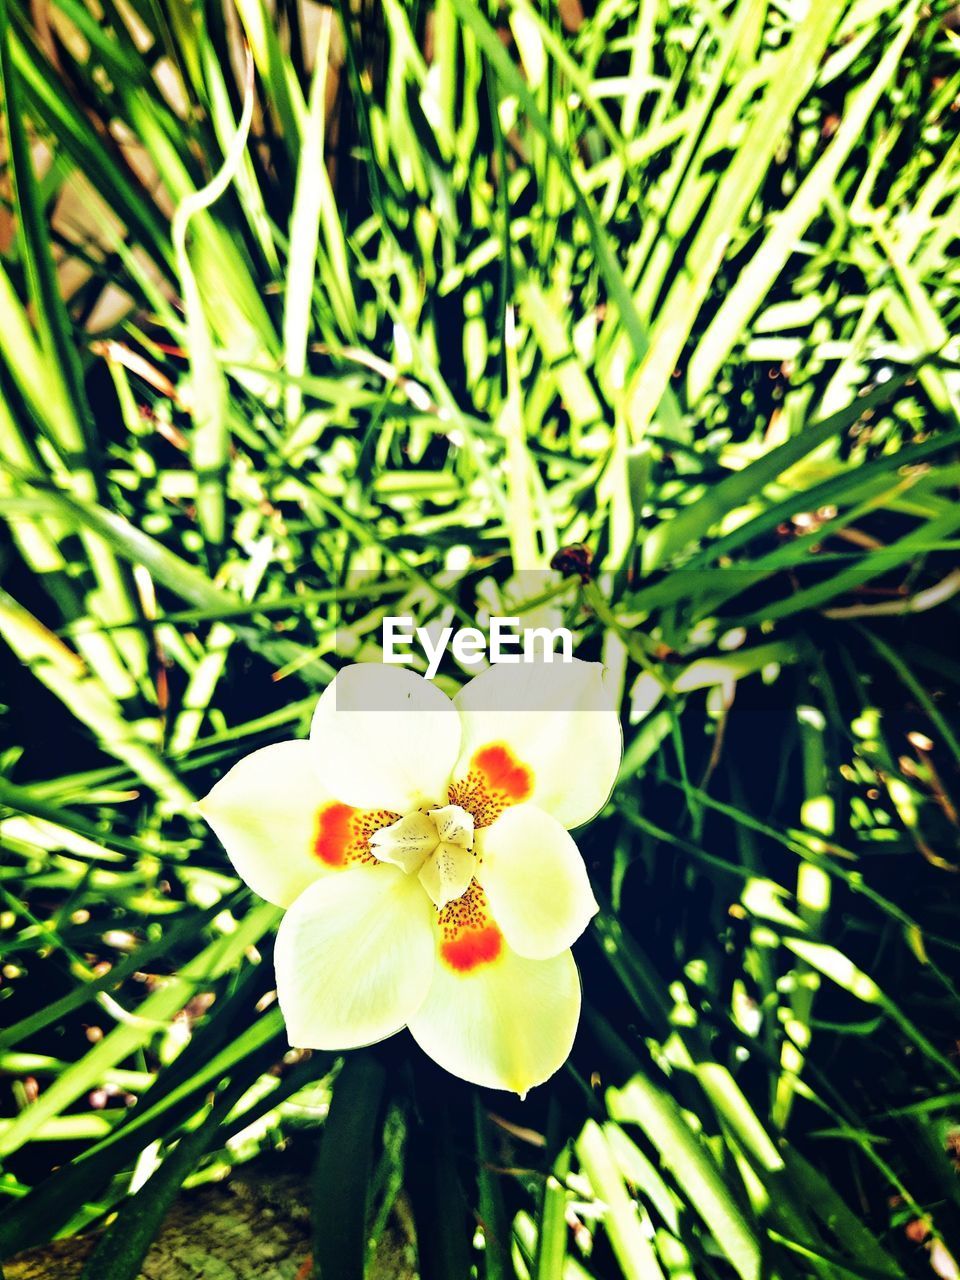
[
  {"left": 476, "top": 804, "right": 598, "bottom": 960},
  {"left": 370, "top": 811, "right": 438, "bottom": 873},
  {"left": 274, "top": 864, "right": 436, "bottom": 1050},
  {"left": 311, "top": 664, "right": 461, "bottom": 812},
  {"left": 407, "top": 916, "right": 581, "bottom": 1094},
  {"left": 418, "top": 842, "right": 476, "bottom": 910},
  {"left": 452, "top": 659, "right": 622, "bottom": 829},
  {"left": 198, "top": 741, "right": 346, "bottom": 907}
]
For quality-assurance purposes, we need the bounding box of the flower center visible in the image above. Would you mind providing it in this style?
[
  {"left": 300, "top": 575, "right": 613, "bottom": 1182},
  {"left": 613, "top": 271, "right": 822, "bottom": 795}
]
[{"left": 369, "top": 804, "right": 476, "bottom": 910}]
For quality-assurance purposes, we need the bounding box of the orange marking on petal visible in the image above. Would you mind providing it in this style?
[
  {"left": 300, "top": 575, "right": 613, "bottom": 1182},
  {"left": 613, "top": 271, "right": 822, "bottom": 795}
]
[
  {"left": 314, "top": 803, "right": 399, "bottom": 868},
  {"left": 474, "top": 744, "right": 532, "bottom": 800},
  {"left": 314, "top": 802, "right": 355, "bottom": 866},
  {"left": 442, "top": 925, "right": 502, "bottom": 972},
  {"left": 448, "top": 742, "right": 533, "bottom": 828},
  {"left": 438, "top": 881, "right": 504, "bottom": 974}
]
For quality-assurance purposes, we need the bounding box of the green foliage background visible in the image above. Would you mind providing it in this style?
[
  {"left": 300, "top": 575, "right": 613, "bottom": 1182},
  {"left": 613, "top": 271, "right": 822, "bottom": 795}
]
[{"left": 1, "top": 0, "right": 960, "bottom": 1276}]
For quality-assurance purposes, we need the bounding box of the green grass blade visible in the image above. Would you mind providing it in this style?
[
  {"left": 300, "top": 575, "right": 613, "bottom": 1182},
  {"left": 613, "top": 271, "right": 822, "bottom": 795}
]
[
  {"left": 310, "top": 1054, "right": 386, "bottom": 1280},
  {"left": 607, "top": 1077, "right": 763, "bottom": 1280},
  {"left": 575, "top": 1120, "right": 666, "bottom": 1280},
  {"left": 687, "top": 0, "right": 922, "bottom": 400},
  {"left": 642, "top": 377, "right": 904, "bottom": 571},
  {"left": 625, "top": 1, "right": 843, "bottom": 438},
  {"left": 171, "top": 55, "right": 255, "bottom": 550}
]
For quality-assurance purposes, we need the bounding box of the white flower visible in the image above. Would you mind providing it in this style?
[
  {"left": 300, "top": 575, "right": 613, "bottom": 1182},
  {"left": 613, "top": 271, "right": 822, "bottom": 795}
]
[{"left": 197, "top": 659, "right": 622, "bottom": 1095}]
